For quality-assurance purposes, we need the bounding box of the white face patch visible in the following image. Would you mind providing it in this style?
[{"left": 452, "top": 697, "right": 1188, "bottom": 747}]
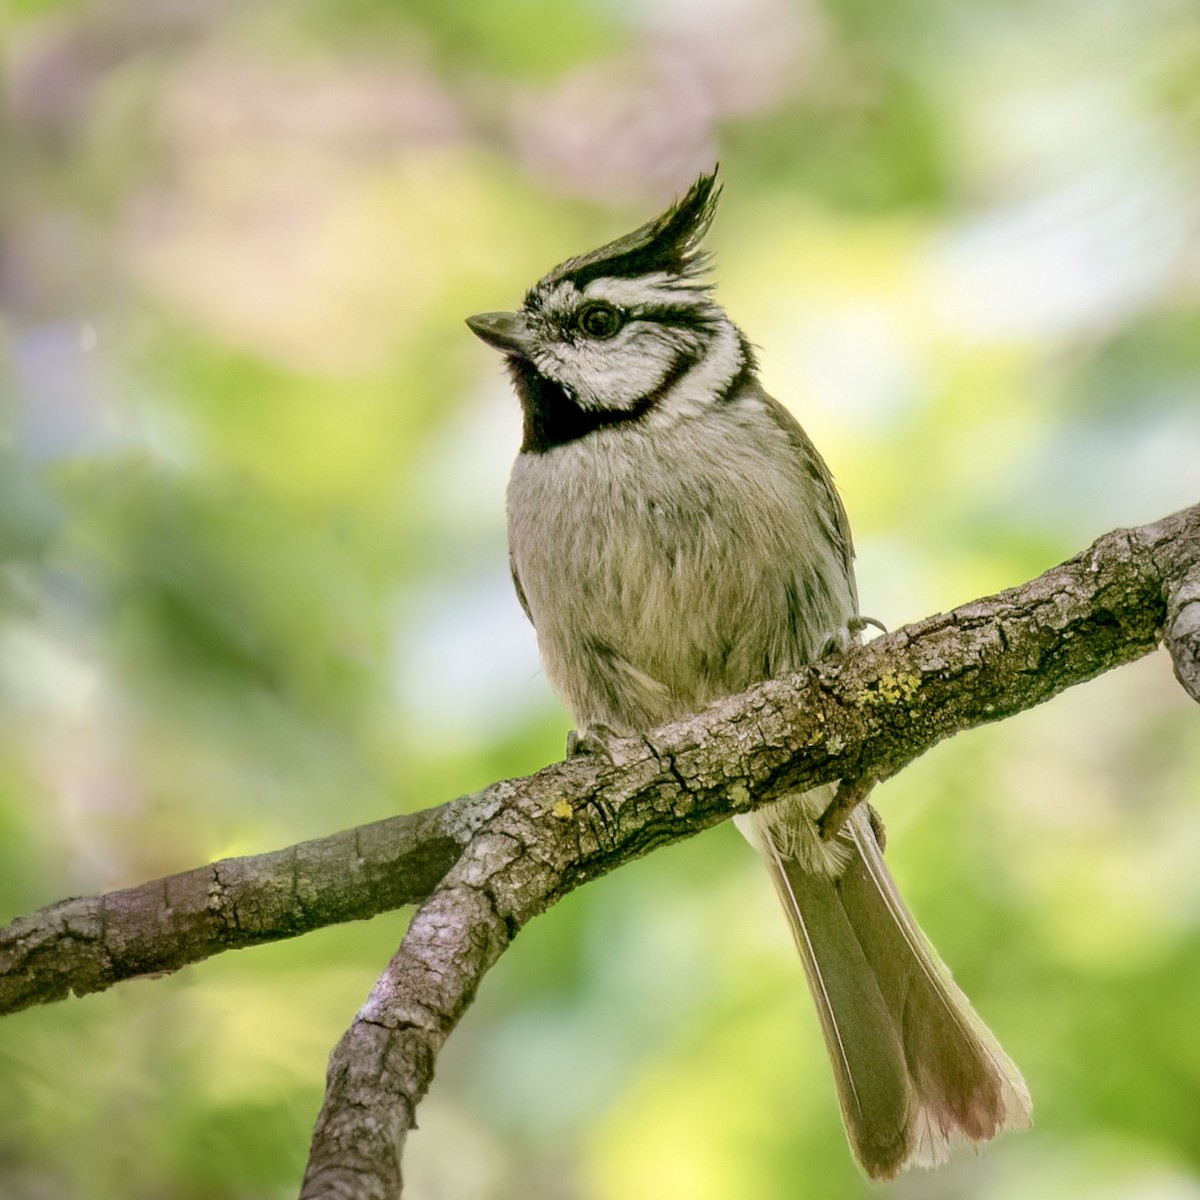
[
  {"left": 580, "top": 274, "right": 709, "bottom": 308},
  {"left": 645, "top": 318, "right": 743, "bottom": 425},
  {"left": 525, "top": 274, "right": 741, "bottom": 416},
  {"left": 533, "top": 324, "right": 691, "bottom": 411}
]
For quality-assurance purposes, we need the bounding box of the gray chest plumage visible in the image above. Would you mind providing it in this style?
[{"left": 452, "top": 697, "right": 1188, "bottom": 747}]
[{"left": 506, "top": 384, "right": 857, "bottom": 733}]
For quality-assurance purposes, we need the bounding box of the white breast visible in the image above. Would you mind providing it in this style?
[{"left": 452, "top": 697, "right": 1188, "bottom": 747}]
[{"left": 506, "top": 396, "right": 855, "bottom": 732}]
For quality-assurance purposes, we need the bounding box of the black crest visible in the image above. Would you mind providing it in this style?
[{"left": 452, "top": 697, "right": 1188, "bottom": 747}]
[{"left": 539, "top": 169, "right": 721, "bottom": 294}]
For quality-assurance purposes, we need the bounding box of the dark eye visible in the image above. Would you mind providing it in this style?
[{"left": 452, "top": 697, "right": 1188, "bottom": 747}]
[{"left": 577, "top": 301, "right": 623, "bottom": 339}]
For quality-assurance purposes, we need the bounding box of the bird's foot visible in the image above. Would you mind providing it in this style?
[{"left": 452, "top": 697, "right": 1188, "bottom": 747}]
[
  {"left": 819, "top": 616, "right": 888, "bottom": 659},
  {"left": 566, "top": 724, "right": 620, "bottom": 761},
  {"left": 849, "top": 614, "right": 888, "bottom": 638}
]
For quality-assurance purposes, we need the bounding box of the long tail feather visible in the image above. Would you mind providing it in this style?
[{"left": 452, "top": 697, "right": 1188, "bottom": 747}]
[{"left": 750, "top": 794, "right": 1031, "bottom": 1179}]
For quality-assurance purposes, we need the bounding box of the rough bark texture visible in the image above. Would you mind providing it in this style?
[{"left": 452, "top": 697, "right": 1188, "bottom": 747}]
[
  {"left": 3, "top": 502, "right": 1199, "bottom": 1198},
  {"left": 0, "top": 795, "right": 497, "bottom": 1016},
  {"left": 1166, "top": 570, "right": 1200, "bottom": 702},
  {"left": 300, "top": 885, "right": 510, "bottom": 1199}
]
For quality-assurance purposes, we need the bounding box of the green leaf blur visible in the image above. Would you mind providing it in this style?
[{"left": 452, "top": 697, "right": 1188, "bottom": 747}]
[{"left": 2, "top": 1, "right": 1199, "bottom": 1197}]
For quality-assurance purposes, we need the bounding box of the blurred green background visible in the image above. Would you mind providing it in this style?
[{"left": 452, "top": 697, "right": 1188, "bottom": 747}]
[{"left": 2, "top": 0, "right": 1199, "bottom": 1197}]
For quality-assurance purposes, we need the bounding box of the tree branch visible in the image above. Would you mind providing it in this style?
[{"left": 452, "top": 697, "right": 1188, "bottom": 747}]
[
  {"left": 299, "top": 882, "right": 509, "bottom": 1199},
  {"left": 2, "top": 502, "right": 1198, "bottom": 1197},
  {"left": 294, "top": 501, "right": 1198, "bottom": 1199},
  {"left": 1165, "top": 560, "right": 1200, "bottom": 703},
  {"left": 3, "top": 504, "right": 1196, "bottom": 1022},
  {"left": 0, "top": 794, "right": 499, "bottom": 1016}
]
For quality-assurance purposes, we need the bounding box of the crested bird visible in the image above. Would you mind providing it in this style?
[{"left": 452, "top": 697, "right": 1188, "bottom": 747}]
[{"left": 467, "top": 170, "right": 1031, "bottom": 1179}]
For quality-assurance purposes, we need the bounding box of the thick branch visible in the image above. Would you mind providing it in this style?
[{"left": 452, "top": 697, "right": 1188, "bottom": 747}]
[
  {"left": 3, "top": 503, "right": 1197, "bottom": 1029},
  {"left": 299, "top": 880, "right": 510, "bottom": 1199},
  {"left": 0, "top": 797, "right": 498, "bottom": 1015},
  {"left": 294, "top": 501, "right": 1198, "bottom": 1198},
  {"left": 1166, "top": 569, "right": 1200, "bottom": 702}
]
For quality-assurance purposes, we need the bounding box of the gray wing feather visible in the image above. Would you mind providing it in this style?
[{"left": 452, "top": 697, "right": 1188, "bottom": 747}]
[
  {"left": 510, "top": 554, "right": 533, "bottom": 625},
  {"left": 751, "top": 381, "right": 859, "bottom": 617}
]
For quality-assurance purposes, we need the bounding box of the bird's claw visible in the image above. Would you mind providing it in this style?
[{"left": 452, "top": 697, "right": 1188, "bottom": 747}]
[
  {"left": 566, "top": 724, "right": 619, "bottom": 761},
  {"left": 819, "top": 616, "right": 888, "bottom": 660}
]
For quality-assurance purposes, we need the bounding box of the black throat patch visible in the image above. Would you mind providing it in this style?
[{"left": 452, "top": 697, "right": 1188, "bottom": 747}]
[{"left": 510, "top": 349, "right": 698, "bottom": 454}]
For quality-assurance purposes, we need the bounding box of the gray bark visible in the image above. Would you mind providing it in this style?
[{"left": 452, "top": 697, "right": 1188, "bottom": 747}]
[{"left": 2, "top": 501, "right": 1198, "bottom": 1198}]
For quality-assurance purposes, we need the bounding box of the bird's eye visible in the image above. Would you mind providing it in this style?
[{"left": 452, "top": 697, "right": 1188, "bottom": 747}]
[{"left": 576, "top": 302, "right": 623, "bottom": 339}]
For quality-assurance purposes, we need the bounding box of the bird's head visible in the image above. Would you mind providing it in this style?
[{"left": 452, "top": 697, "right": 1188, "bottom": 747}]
[{"left": 467, "top": 169, "right": 752, "bottom": 452}]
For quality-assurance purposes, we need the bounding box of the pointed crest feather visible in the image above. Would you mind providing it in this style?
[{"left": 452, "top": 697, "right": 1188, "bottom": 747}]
[{"left": 540, "top": 168, "right": 721, "bottom": 293}]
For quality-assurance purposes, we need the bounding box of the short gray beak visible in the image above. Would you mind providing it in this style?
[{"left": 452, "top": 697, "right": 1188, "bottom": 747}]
[{"left": 466, "top": 311, "right": 535, "bottom": 356}]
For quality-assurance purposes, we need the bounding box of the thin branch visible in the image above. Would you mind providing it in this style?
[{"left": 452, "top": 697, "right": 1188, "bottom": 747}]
[
  {"left": 817, "top": 774, "right": 875, "bottom": 841},
  {"left": 3, "top": 504, "right": 1197, "bottom": 1032}
]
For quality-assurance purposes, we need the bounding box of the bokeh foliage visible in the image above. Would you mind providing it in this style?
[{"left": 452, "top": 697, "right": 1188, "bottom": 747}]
[{"left": 2, "top": 0, "right": 1199, "bottom": 1197}]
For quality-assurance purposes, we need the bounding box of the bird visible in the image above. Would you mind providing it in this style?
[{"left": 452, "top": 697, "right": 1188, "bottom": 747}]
[{"left": 466, "top": 169, "right": 1031, "bottom": 1180}]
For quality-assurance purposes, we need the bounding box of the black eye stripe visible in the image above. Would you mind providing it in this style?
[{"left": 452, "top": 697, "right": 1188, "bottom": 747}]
[
  {"left": 524, "top": 294, "right": 718, "bottom": 338},
  {"left": 629, "top": 303, "right": 719, "bottom": 334}
]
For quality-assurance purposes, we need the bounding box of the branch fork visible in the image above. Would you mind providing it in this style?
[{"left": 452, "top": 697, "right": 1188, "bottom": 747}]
[{"left": 3, "top": 501, "right": 1199, "bottom": 1197}]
